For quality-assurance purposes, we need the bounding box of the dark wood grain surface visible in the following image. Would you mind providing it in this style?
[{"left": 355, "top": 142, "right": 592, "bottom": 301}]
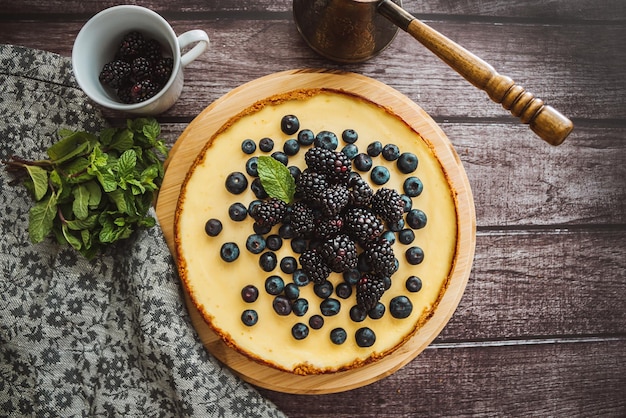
[{"left": 2, "top": 1, "right": 625, "bottom": 416}]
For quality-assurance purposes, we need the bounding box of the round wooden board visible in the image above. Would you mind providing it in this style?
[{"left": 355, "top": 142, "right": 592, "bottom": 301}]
[{"left": 155, "top": 69, "right": 476, "bottom": 394}]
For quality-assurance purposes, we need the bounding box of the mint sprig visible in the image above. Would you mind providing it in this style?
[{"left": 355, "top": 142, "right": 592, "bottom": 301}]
[
  {"left": 3, "top": 118, "right": 168, "bottom": 259},
  {"left": 257, "top": 156, "right": 296, "bottom": 204}
]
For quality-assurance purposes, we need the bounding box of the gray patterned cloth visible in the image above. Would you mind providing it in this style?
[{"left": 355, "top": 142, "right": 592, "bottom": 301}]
[{"left": 0, "top": 44, "right": 285, "bottom": 417}]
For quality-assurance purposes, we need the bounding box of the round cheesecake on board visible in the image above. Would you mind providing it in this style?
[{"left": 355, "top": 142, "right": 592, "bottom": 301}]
[{"left": 155, "top": 70, "right": 475, "bottom": 394}]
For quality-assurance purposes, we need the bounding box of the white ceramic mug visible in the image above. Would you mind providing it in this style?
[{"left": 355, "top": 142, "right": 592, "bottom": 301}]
[{"left": 72, "top": 5, "right": 209, "bottom": 115}]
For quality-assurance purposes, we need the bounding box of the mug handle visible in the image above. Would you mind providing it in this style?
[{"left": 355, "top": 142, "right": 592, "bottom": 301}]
[{"left": 178, "top": 30, "right": 210, "bottom": 67}]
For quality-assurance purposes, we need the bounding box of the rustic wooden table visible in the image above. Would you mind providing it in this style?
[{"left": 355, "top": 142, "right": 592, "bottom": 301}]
[{"left": 2, "top": 1, "right": 625, "bottom": 416}]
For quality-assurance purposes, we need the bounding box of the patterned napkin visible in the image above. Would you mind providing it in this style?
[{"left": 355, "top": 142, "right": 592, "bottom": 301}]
[{"left": 0, "top": 44, "right": 284, "bottom": 417}]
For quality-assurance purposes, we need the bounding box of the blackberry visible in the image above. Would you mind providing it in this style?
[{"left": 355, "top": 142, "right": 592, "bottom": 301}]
[
  {"left": 318, "top": 184, "right": 349, "bottom": 216},
  {"left": 143, "top": 38, "right": 163, "bottom": 62},
  {"left": 313, "top": 215, "right": 343, "bottom": 239},
  {"left": 117, "top": 31, "right": 146, "bottom": 61},
  {"left": 363, "top": 239, "right": 398, "bottom": 277},
  {"left": 356, "top": 273, "right": 386, "bottom": 311},
  {"left": 117, "top": 86, "right": 133, "bottom": 104},
  {"left": 99, "top": 60, "right": 131, "bottom": 89},
  {"left": 289, "top": 201, "right": 315, "bottom": 237},
  {"left": 343, "top": 207, "right": 383, "bottom": 244},
  {"left": 319, "top": 234, "right": 358, "bottom": 273},
  {"left": 299, "top": 249, "right": 331, "bottom": 284},
  {"left": 131, "top": 57, "right": 153, "bottom": 81},
  {"left": 348, "top": 174, "right": 374, "bottom": 206},
  {"left": 326, "top": 151, "right": 352, "bottom": 184},
  {"left": 130, "top": 79, "right": 160, "bottom": 103},
  {"left": 295, "top": 169, "right": 328, "bottom": 199},
  {"left": 304, "top": 147, "right": 334, "bottom": 174},
  {"left": 153, "top": 57, "right": 173, "bottom": 84},
  {"left": 371, "top": 188, "right": 404, "bottom": 223},
  {"left": 250, "top": 197, "right": 287, "bottom": 227}
]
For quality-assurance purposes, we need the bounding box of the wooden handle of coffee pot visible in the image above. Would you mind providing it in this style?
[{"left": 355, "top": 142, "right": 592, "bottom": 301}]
[{"left": 378, "top": 0, "right": 573, "bottom": 145}]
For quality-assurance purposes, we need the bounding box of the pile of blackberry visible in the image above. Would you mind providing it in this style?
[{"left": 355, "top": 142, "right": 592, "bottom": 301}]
[
  {"left": 207, "top": 113, "right": 428, "bottom": 347},
  {"left": 98, "top": 31, "right": 173, "bottom": 104}
]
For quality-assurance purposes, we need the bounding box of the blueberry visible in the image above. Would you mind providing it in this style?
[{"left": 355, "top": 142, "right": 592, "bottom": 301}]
[
  {"left": 291, "top": 323, "right": 309, "bottom": 340},
  {"left": 251, "top": 177, "right": 268, "bottom": 199},
  {"left": 266, "top": 234, "right": 283, "bottom": 251},
  {"left": 281, "top": 114, "right": 300, "bottom": 135},
  {"left": 273, "top": 295, "right": 292, "bottom": 316},
  {"left": 343, "top": 268, "right": 360, "bottom": 286},
  {"left": 283, "top": 139, "right": 300, "bottom": 156},
  {"left": 245, "top": 234, "right": 266, "bottom": 254},
  {"left": 293, "top": 269, "right": 310, "bottom": 286},
  {"left": 248, "top": 199, "right": 262, "bottom": 214},
  {"left": 342, "top": 129, "right": 358, "bottom": 144},
  {"left": 406, "top": 276, "right": 422, "bottom": 292},
  {"left": 397, "top": 152, "right": 418, "bottom": 173},
  {"left": 292, "top": 298, "right": 309, "bottom": 317},
  {"left": 349, "top": 305, "right": 367, "bottom": 322},
  {"left": 355, "top": 327, "right": 376, "bottom": 347},
  {"left": 314, "top": 131, "right": 338, "bottom": 150},
  {"left": 406, "top": 209, "right": 427, "bottom": 229},
  {"left": 389, "top": 295, "right": 413, "bottom": 318},
  {"left": 383, "top": 275, "right": 392, "bottom": 290},
  {"left": 259, "top": 251, "right": 278, "bottom": 271},
  {"left": 309, "top": 314, "right": 324, "bottom": 330},
  {"left": 220, "top": 242, "right": 239, "bottom": 262},
  {"left": 403, "top": 176, "right": 423, "bottom": 197},
  {"left": 265, "top": 275, "right": 285, "bottom": 295},
  {"left": 400, "top": 194, "right": 413, "bottom": 212},
  {"left": 330, "top": 328, "right": 347, "bottom": 345},
  {"left": 353, "top": 153, "right": 372, "bottom": 172},
  {"left": 368, "top": 302, "right": 386, "bottom": 319},
  {"left": 272, "top": 151, "right": 288, "bottom": 165},
  {"left": 278, "top": 223, "right": 295, "bottom": 239},
  {"left": 297, "top": 129, "right": 315, "bottom": 146},
  {"left": 367, "top": 141, "right": 382, "bottom": 157},
  {"left": 259, "top": 137, "right": 274, "bottom": 152},
  {"left": 284, "top": 282, "right": 300, "bottom": 300},
  {"left": 370, "top": 166, "right": 390, "bottom": 185},
  {"left": 228, "top": 202, "right": 248, "bottom": 221},
  {"left": 241, "top": 285, "right": 259, "bottom": 303},
  {"left": 335, "top": 282, "right": 352, "bottom": 299},
  {"left": 245, "top": 156, "right": 259, "bottom": 176},
  {"left": 225, "top": 172, "right": 248, "bottom": 194},
  {"left": 314, "top": 281, "right": 334, "bottom": 299},
  {"left": 253, "top": 221, "right": 272, "bottom": 235},
  {"left": 382, "top": 144, "right": 400, "bottom": 161},
  {"left": 241, "top": 139, "right": 256, "bottom": 154},
  {"left": 381, "top": 230, "right": 396, "bottom": 245},
  {"left": 241, "top": 309, "right": 258, "bottom": 326},
  {"left": 288, "top": 165, "right": 301, "bottom": 181},
  {"left": 398, "top": 229, "right": 415, "bottom": 245},
  {"left": 290, "top": 237, "right": 307, "bottom": 253},
  {"left": 204, "top": 219, "right": 222, "bottom": 237},
  {"left": 280, "top": 256, "right": 297, "bottom": 274},
  {"left": 387, "top": 218, "right": 405, "bottom": 232},
  {"left": 342, "top": 144, "right": 359, "bottom": 160},
  {"left": 406, "top": 246, "right": 424, "bottom": 265},
  {"left": 320, "top": 298, "right": 341, "bottom": 316}
]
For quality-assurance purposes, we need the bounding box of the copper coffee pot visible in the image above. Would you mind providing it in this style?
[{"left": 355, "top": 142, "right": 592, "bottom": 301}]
[{"left": 293, "top": 0, "right": 573, "bottom": 145}]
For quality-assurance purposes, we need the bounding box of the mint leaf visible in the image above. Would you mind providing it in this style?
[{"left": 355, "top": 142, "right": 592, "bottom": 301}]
[
  {"left": 25, "top": 165, "right": 49, "bottom": 201},
  {"left": 29, "top": 193, "right": 58, "bottom": 243},
  {"left": 62, "top": 224, "right": 83, "bottom": 251},
  {"left": 142, "top": 119, "right": 161, "bottom": 142},
  {"left": 72, "top": 184, "right": 90, "bottom": 220},
  {"left": 257, "top": 156, "right": 296, "bottom": 204}
]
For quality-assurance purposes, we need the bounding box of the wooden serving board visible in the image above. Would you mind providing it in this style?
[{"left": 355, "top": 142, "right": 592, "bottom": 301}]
[{"left": 155, "top": 69, "right": 476, "bottom": 394}]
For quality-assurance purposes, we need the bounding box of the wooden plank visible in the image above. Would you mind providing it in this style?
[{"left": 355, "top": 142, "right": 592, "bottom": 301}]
[
  {"left": 2, "top": 0, "right": 625, "bottom": 21},
  {"left": 258, "top": 339, "right": 626, "bottom": 416},
  {"left": 438, "top": 229, "right": 626, "bottom": 341},
  {"left": 1, "top": 18, "right": 623, "bottom": 122}
]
